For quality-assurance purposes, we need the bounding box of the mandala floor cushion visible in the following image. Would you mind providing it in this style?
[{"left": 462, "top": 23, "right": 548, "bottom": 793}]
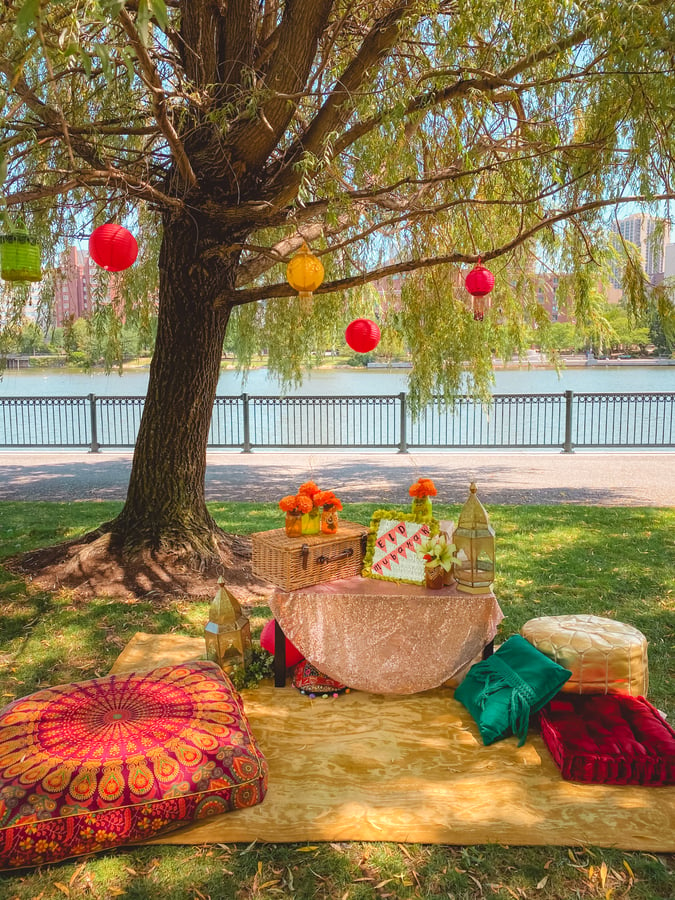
[
  {"left": 520, "top": 614, "right": 648, "bottom": 696},
  {"left": 454, "top": 635, "right": 572, "bottom": 746},
  {"left": 0, "top": 661, "right": 268, "bottom": 870},
  {"left": 538, "top": 693, "right": 675, "bottom": 785}
]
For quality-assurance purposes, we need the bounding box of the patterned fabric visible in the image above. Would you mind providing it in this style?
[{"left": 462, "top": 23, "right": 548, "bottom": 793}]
[
  {"left": 292, "top": 660, "right": 348, "bottom": 697},
  {"left": 538, "top": 693, "right": 675, "bottom": 785},
  {"left": 0, "top": 661, "right": 267, "bottom": 869}
]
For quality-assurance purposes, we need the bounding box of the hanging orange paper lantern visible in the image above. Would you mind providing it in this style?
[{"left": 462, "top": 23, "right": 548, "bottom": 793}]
[
  {"left": 286, "top": 242, "right": 324, "bottom": 307},
  {"left": 345, "top": 318, "right": 381, "bottom": 353},
  {"left": 465, "top": 258, "right": 495, "bottom": 321},
  {"left": 89, "top": 224, "right": 138, "bottom": 272}
]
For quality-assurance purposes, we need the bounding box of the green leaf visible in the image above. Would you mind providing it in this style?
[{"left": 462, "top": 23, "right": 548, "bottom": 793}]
[
  {"left": 14, "top": 0, "right": 40, "bottom": 38},
  {"left": 149, "top": 0, "right": 170, "bottom": 32}
]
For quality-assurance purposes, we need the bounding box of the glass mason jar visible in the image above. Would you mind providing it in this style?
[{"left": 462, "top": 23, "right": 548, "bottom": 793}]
[
  {"left": 424, "top": 563, "right": 445, "bottom": 590},
  {"left": 320, "top": 506, "right": 339, "bottom": 535},
  {"left": 301, "top": 507, "right": 321, "bottom": 534},
  {"left": 285, "top": 512, "right": 303, "bottom": 538},
  {"left": 411, "top": 496, "right": 432, "bottom": 519}
]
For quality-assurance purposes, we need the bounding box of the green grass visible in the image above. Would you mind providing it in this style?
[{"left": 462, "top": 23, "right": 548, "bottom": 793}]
[{"left": 0, "top": 501, "right": 674, "bottom": 898}]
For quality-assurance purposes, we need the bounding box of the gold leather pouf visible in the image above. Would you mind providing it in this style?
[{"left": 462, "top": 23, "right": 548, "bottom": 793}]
[{"left": 520, "top": 614, "right": 648, "bottom": 697}]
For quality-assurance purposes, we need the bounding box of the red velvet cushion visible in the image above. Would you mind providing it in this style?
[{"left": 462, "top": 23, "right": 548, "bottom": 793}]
[
  {"left": 0, "top": 662, "right": 268, "bottom": 869},
  {"left": 260, "top": 618, "right": 304, "bottom": 666},
  {"left": 538, "top": 693, "right": 675, "bottom": 785}
]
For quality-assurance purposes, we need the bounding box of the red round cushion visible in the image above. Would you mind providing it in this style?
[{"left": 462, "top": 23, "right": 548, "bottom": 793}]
[{"left": 260, "top": 619, "right": 304, "bottom": 666}]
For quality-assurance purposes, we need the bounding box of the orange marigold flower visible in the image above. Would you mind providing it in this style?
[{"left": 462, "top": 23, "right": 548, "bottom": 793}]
[
  {"left": 409, "top": 477, "right": 437, "bottom": 498},
  {"left": 314, "top": 490, "right": 343, "bottom": 511},
  {"left": 279, "top": 494, "right": 313, "bottom": 514},
  {"left": 298, "top": 480, "right": 321, "bottom": 498}
]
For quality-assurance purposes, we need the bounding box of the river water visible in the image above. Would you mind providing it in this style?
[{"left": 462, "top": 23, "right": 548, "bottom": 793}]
[{"left": 1, "top": 361, "right": 674, "bottom": 397}]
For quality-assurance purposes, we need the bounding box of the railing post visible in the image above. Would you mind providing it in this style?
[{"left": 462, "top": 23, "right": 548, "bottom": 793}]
[
  {"left": 562, "top": 389, "right": 574, "bottom": 453},
  {"left": 398, "top": 391, "right": 408, "bottom": 453},
  {"left": 88, "top": 393, "right": 100, "bottom": 453},
  {"left": 241, "top": 393, "right": 252, "bottom": 453}
]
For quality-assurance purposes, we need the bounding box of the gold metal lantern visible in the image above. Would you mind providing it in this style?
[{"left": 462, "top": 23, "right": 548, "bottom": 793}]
[
  {"left": 204, "top": 577, "right": 252, "bottom": 673},
  {"left": 286, "top": 242, "right": 324, "bottom": 309},
  {"left": 453, "top": 482, "right": 495, "bottom": 594}
]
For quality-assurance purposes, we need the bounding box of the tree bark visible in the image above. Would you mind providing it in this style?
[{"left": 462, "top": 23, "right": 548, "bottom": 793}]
[{"left": 111, "top": 213, "right": 235, "bottom": 562}]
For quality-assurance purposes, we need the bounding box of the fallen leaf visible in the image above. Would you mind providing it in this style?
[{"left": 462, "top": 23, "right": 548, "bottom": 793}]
[
  {"left": 296, "top": 846, "right": 319, "bottom": 852},
  {"left": 536, "top": 876, "right": 548, "bottom": 890},
  {"left": 375, "top": 879, "right": 394, "bottom": 888},
  {"left": 623, "top": 860, "right": 635, "bottom": 880},
  {"left": 69, "top": 863, "right": 85, "bottom": 886},
  {"left": 600, "top": 861, "right": 608, "bottom": 890},
  {"left": 53, "top": 885, "right": 70, "bottom": 898}
]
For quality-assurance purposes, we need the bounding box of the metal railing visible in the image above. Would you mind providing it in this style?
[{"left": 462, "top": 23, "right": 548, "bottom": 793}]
[{"left": 0, "top": 390, "right": 673, "bottom": 452}]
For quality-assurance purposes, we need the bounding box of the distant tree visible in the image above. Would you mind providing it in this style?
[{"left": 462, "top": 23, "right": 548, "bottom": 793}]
[
  {"left": 18, "top": 320, "right": 46, "bottom": 355},
  {"left": 1, "top": 1, "right": 675, "bottom": 574}
]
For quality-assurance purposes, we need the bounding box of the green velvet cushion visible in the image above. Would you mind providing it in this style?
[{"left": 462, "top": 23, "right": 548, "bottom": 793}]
[{"left": 454, "top": 635, "right": 572, "bottom": 746}]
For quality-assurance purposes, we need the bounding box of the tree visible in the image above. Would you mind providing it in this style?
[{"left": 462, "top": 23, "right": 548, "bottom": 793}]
[{"left": 1, "top": 0, "right": 675, "bottom": 576}]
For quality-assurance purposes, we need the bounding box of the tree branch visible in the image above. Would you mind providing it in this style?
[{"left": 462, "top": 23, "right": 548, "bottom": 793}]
[
  {"left": 226, "top": 0, "right": 335, "bottom": 172},
  {"left": 3, "top": 169, "right": 185, "bottom": 210},
  {"left": 265, "top": 1, "right": 420, "bottom": 205},
  {"left": 218, "top": 192, "right": 675, "bottom": 308},
  {"left": 118, "top": 8, "right": 197, "bottom": 189}
]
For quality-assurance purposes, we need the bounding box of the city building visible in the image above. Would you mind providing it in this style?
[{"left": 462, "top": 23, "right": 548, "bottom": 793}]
[
  {"left": 609, "top": 214, "right": 670, "bottom": 301},
  {"left": 53, "top": 246, "right": 95, "bottom": 326}
]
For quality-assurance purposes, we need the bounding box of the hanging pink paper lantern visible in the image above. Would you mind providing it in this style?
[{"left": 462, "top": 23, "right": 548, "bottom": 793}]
[
  {"left": 345, "top": 318, "right": 381, "bottom": 353},
  {"left": 89, "top": 224, "right": 138, "bottom": 272},
  {"left": 465, "top": 259, "right": 495, "bottom": 297},
  {"left": 465, "top": 258, "right": 495, "bottom": 321}
]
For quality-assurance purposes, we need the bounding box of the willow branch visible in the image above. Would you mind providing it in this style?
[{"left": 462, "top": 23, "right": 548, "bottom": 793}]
[
  {"left": 118, "top": 8, "right": 197, "bottom": 189},
  {"left": 4, "top": 169, "right": 185, "bottom": 210},
  {"left": 218, "top": 192, "right": 675, "bottom": 308}
]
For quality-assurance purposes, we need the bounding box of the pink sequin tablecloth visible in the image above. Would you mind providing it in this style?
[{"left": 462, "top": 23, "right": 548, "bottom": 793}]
[{"left": 268, "top": 576, "right": 503, "bottom": 694}]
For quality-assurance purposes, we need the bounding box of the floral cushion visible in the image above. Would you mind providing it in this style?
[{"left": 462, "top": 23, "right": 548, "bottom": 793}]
[
  {"left": 538, "top": 693, "right": 675, "bottom": 785},
  {"left": 292, "top": 660, "right": 348, "bottom": 697},
  {"left": 0, "top": 661, "right": 268, "bottom": 870}
]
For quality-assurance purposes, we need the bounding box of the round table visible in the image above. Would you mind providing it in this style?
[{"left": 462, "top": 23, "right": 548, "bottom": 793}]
[{"left": 269, "top": 575, "right": 503, "bottom": 694}]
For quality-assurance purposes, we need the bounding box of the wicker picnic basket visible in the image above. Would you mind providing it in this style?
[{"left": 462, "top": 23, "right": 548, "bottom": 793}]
[{"left": 251, "top": 520, "right": 369, "bottom": 591}]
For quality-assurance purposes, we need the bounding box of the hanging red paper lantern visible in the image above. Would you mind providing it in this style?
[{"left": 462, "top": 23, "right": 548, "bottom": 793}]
[
  {"left": 88, "top": 224, "right": 138, "bottom": 272},
  {"left": 464, "top": 258, "right": 495, "bottom": 321},
  {"left": 345, "top": 318, "right": 381, "bottom": 353}
]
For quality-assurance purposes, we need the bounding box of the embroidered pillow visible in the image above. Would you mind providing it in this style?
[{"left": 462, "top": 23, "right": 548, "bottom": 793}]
[
  {"left": 454, "top": 635, "right": 572, "bottom": 746},
  {"left": 0, "top": 661, "right": 268, "bottom": 870},
  {"left": 292, "top": 660, "right": 348, "bottom": 697},
  {"left": 538, "top": 693, "right": 675, "bottom": 785}
]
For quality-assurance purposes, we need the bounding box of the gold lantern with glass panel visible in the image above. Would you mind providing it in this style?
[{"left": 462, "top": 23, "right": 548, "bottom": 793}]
[
  {"left": 204, "top": 577, "right": 252, "bottom": 673},
  {"left": 452, "top": 482, "right": 495, "bottom": 594}
]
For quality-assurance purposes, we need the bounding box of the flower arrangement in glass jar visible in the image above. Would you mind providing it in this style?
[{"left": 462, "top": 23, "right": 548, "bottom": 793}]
[
  {"left": 314, "top": 489, "right": 343, "bottom": 534},
  {"left": 415, "top": 532, "right": 457, "bottom": 589},
  {"left": 409, "top": 477, "right": 437, "bottom": 519},
  {"left": 297, "top": 480, "right": 322, "bottom": 534},
  {"left": 279, "top": 493, "right": 314, "bottom": 537}
]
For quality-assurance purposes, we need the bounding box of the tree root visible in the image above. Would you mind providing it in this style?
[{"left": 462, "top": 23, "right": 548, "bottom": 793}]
[{"left": 3, "top": 527, "right": 274, "bottom": 603}]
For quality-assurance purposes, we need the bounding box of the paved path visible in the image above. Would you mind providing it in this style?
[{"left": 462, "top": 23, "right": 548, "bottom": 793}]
[{"left": 0, "top": 449, "right": 673, "bottom": 506}]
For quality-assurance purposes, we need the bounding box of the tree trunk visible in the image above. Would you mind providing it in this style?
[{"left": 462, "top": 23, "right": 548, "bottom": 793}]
[{"left": 111, "top": 214, "right": 235, "bottom": 562}]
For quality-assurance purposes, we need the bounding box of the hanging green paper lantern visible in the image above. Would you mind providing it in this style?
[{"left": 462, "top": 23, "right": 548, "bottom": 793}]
[{"left": 0, "top": 226, "right": 42, "bottom": 282}]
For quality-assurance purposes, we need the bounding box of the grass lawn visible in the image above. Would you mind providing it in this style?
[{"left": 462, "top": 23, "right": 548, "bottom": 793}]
[{"left": 0, "top": 501, "right": 674, "bottom": 899}]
